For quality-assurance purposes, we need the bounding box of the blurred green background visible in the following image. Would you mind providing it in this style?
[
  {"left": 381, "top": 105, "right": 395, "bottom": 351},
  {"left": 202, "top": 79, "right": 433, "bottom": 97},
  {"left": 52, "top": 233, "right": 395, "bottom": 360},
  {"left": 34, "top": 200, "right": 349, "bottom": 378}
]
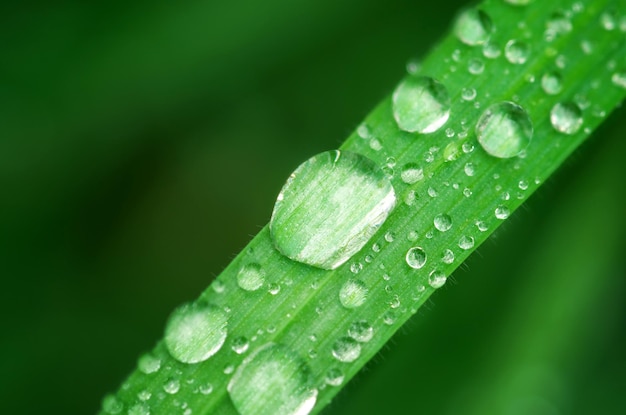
[{"left": 1, "top": 0, "right": 624, "bottom": 414}]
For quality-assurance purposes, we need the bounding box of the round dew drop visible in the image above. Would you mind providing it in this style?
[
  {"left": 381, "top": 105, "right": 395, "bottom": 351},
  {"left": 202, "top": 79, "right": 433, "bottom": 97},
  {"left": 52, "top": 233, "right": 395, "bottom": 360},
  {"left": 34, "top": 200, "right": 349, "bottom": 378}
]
[
  {"left": 164, "top": 302, "right": 228, "bottom": 364},
  {"left": 270, "top": 150, "right": 396, "bottom": 270},
  {"left": 325, "top": 368, "right": 345, "bottom": 386},
  {"left": 228, "top": 343, "right": 318, "bottom": 415},
  {"left": 504, "top": 40, "right": 530, "bottom": 64},
  {"left": 495, "top": 205, "right": 511, "bottom": 220},
  {"left": 339, "top": 279, "right": 368, "bottom": 308},
  {"left": 550, "top": 102, "right": 583, "bottom": 134},
  {"left": 400, "top": 163, "right": 424, "bottom": 184},
  {"left": 476, "top": 101, "right": 533, "bottom": 158},
  {"left": 434, "top": 214, "right": 452, "bottom": 232},
  {"left": 454, "top": 8, "right": 494, "bottom": 46},
  {"left": 332, "top": 337, "right": 361, "bottom": 363},
  {"left": 458, "top": 235, "right": 475, "bottom": 250},
  {"left": 237, "top": 263, "right": 265, "bottom": 291},
  {"left": 348, "top": 320, "right": 374, "bottom": 343},
  {"left": 406, "top": 247, "right": 427, "bottom": 269},
  {"left": 392, "top": 76, "right": 451, "bottom": 134},
  {"left": 429, "top": 270, "right": 447, "bottom": 289},
  {"left": 541, "top": 71, "right": 563, "bottom": 95}
]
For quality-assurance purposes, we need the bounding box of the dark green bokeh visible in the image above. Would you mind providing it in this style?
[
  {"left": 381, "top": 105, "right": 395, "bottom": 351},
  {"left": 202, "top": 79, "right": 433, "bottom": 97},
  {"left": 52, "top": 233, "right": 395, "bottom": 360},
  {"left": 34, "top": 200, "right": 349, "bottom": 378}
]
[{"left": 1, "top": 1, "right": 624, "bottom": 414}]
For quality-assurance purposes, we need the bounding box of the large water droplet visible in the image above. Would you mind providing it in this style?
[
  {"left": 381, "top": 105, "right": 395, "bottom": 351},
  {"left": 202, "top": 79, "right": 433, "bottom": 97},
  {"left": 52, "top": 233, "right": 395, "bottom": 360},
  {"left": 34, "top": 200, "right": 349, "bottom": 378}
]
[
  {"left": 237, "top": 263, "right": 265, "bottom": 291},
  {"left": 434, "top": 214, "right": 452, "bottom": 232},
  {"left": 270, "top": 151, "right": 396, "bottom": 270},
  {"left": 428, "top": 270, "right": 447, "bottom": 289},
  {"left": 164, "top": 302, "right": 228, "bottom": 364},
  {"left": 541, "top": 71, "right": 563, "bottom": 95},
  {"left": 476, "top": 101, "right": 533, "bottom": 158},
  {"left": 348, "top": 320, "right": 374, "bottom": 343},
  {"left": 454, "top": 8, "right": 494, "bottom": 46},
  {"left": 339, "top": 279, "right": 368, "bottom": 308},
  {"left": 228, "top": 343, "right": 318, "bottom": 415},
  {"left": 550, "top": 102, "right": 583, "bottom": 134},
  {"left": 392, "top": 76, "right": 451, "bottom": 133},
  {"left": 505, "top": 40, "right": 530, "bottom": 64},
  {"left": 406, "top": 247, "right": 427, "bottom": 269},
  {"left": 495, "top": 205, "right": 511, "bottom": 220},
  {"left": 332, "top": 337, "right": 361, "bottom": 363}
]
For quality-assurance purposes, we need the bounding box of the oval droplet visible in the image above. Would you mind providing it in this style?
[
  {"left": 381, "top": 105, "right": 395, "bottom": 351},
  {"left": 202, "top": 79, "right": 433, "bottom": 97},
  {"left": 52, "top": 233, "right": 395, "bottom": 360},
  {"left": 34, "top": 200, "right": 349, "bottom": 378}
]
[
  {"left": 550, "top": 102, "right": 583, "bottom": 134},
  {"left": 495, "top": 205, "right": 511, "bottom": 220},
  {"left": 392, "top": 76, "right": 451, "bottom": 134},
  {"left": 339, "top": 279, "right": 368, "bottom": 309},
  {"left": 504, "top": 40, "right": 530, "bottom": 64},
  {"left": 476, "top": 101, "right": 533, "bottom": 158},
  {"left": 228, "top": 343, "right": 318, "bottom": 415},
  {"left": 406, "top": 247, "right": 427, "bottom": 269},
  {"left": 434, "top": 214, "right": 452, "bottom": 232},
  {"left": 458, "top": 235, "right": 475, "bottom": 250},
  {"left": 237, "top": 263, "right": 265, "bottom": 291},
  {"left": 400, "top": 163, "right": 424, "bottom": 184},
  {"left": 164, "top": 302, "right": 228, "bottom": 364},
  {"left": 454, "top": 8, "right": 494, "bottom": 46},
  {"left": 332, "top": 337, "right": 361, "bottom": 363},
  {"left": 428, "top": 270, "right": 447, "bottom": 289},
  {"left": 270, "top": 150, "right": 396, "bottom": 270},
  {"left": 348, "top": 320, "right": 374, "bottom": 343},
  {"left": 541, "top": 71, "right": 563, "bottom": 95},
  {"left": 325, "top": 368, "right": 345, "bottom": 386}
]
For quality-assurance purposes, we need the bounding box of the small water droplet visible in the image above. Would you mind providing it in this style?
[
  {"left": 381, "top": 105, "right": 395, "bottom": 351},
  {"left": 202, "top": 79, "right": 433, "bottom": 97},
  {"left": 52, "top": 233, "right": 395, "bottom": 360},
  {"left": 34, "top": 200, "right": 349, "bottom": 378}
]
[
  {"left": 611, "top": 72, "right": 626, "bottom": 89},
  {"left": 138, "top": 354, "right": 161, "bottom": 375},
  {"left": 541, "top": 71, "right": 563, "bottom": 95},
  {"left": 165, "top": 302, "right": 228, "bottom": 364},
  {"left": 383, "top": 310, "right": 396, "bottom": 325},
  {"left": 600, "top": 11, "right": 617, "bottom": 30},
  {"left": 464, "top": 162, "right": 476, "bottom": 177},
  {"left": 370, "top": 138, "right": 383, "bottom": 151},
  {"left": 270, "top": 151, "right": 396, "bottom": 270},
  {"left": 476, "top": 101, "right": 533, "bottom": 158},
  {"left": 468, "top": 58, "right": 485, "bottom": 75},
  {"left": 128, "top": 403, "right": 150, "bottom": 415},
  {"left": 550, "top": 102, "right": 583, "bottom": 134},
  {"left": 350, "top": 262, "right": 363, "bottom": 274},
  {"left": 348, "top": 320, "right": 374, "bottom": 343},
  {"left": 228, "top": 344, "right": 318, "bottom": 415},
  {"left": 400, "top": 163, "right": 424, "bottom": 184},
  {"left": 476, "top": 220, "right": 489, "bottom": 232},
  {"left": 428, "top": 270, "right": 447, "bottom": 289},
  {"left": 384, "top": 231, "right": 395, "bottom": 243},
  {"left": 504, "top": 0, "right": 533, "bottom": 5},
  {"left": 546, "top": 11, "right": 573, "bottom": 38},
  {"left": 482, "top": 41, "right": 501, "bottom": 59},
  {"left": 164, "top": 378, "right": 181, "bottom": 394},
  {"left": 237, "top": 263, "right": 265, "bottom": 291},
  {"left": 268, "top": 283, "right": 281, "bottom": 295},
  {"left": 232, "top": 336, "right": 250, "bottom": 354},
  {"left": 199, "top": 383, "right": 214, "bottom": 395},
  {"left": 458, "top": 235, "right": 475, "bottom": 250},
  {"left": 495, "top": 205, "right": 511, "bottom": 220},
  {"left": 332, "top": 337, "right": 361, "bottom": 362},
  {"left": 434, "top": 214, "right": 452, "bottom": 232},
  {"left": 454, "top": 8, "right": 494, "bottom": 46},
  {"left": 580, "top": 39, "right": 594, "bottom": 55},
  {"left": 325, "top": 368, "right": 345, "bottom": 386},
  {"left": 462, "top": 87, "right": 477, "bottom": 101},
  {"left": 102, "top": 395, "right": 123, "bottom": 414},
  {"left": 428, "top": 186, "right": 438, "bottom": 198},
  {"left": 339, "top": 279, "right": 368, "bottom": 308},
  {"left": 406, "top": 247, "right": 427, "bottom": 269},
  {"left": 505, "top": 40, "right": 530, "bottom": 64},
  {"left": 393, "top": 76, "right": 451, "bottom": 133},
  {"left": 441, "top": 249, "right": 455, "bottom": 264}
]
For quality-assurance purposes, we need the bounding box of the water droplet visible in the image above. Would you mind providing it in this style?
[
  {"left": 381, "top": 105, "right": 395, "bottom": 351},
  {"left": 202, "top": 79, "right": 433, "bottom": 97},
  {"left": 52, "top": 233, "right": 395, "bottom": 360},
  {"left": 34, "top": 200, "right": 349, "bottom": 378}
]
[
  {"left": 406, "top": 247, "right": 427, "bottom": 269},
  {"left": 350, "top": 262, "right": 363, "bottom": 274},
  {"left": 428, "top": 186, "right": 438, "bottom": 198},
  {"left": 348, "top": 320, "right": 374, "bottom": 343},
  {"left": 550, "top": 102, "right": 583, "bottom": 134},
  {"left": 454, "top": 8, "right": 494, "bottom": 46},
  {"left": 546, "top": 11, "right": 572, "bottom": 38},
  {"left": 458, "top": 235, "right": 475, "bottom": 250},
  {"left": 102, "top": 395, "right": 123, "bottom": 414},
  {"left": 370, "top": 138, "right": 383, "bottom": 151},
  {"left": 382, "top": 310, "right": 397, "bottom": 325},
  {"left": 482, "top": 42, "right": 501, "bottom": 59},
  {"left": 441, "top": 249, "right": 455, "bottom": 264},
  {"left": 495, "top": 205, "right": 511, "bottom": 220},
  {"left": 163, "top": 378, "right": 180, "bottom": 394},
  {"left": 600, "top": 11, "right": 616, "bottom": 30},
  {"left": 468, "top": 58, "right": 485, "bottom": 75},
  {"left": 443, "top": 141, "right": 461, "bottom": 162},
  {"left": 332, "top": 337, "right": 361, "bottom": 363},
  {"left": 505, "top": 40, "right": 530, "bottom": 64},
  {"left": 270, "top": 150, "right": 396, "bottom": 270},
  {"left": 476, "top": 101, "right": 533, "bottom": 158},
  {"left": 462, "top": 87, "right": 477, "bottom": 101},
  {"left": 339, "top": 279, "right": 368, "bottom": 308},
  {"left": 476, "top": 220, "right": 489, "bottom": 232},
  {"left": 228, "top": 343, "right": 318, "bottom": 415},
  {"left": 392, "top": 76, "right": 451, "bottom": 133},
  {"left": 400, "top": 163, "right": 424, "bottom": 184},
  {"left": 541, "top": 71, "right": 563, "bottom": 95},
  {"left": 580, "top": 39, "right": 594, "bottom": 55},
  {"left": 138, "top": 354, "right": 161, "bottom": 375},
  {"left": 611, "top": 72, "right": 626, "bottom": 89},
  {"left": 128, "top": 403, "right": 150, "bottom": 415},
  {"left": 384, "top": 231, "right": 395, "bottom": 243},
  {"left": 237, "top": 263, "right": 265, "bottom": 291},
  {"left": 325, "top": 368, "right": 345, "bottom": 386},
  {"left": 164, "top": 302, "right": 228, "bottom": 364},
  {"left": 464, "top": 162, "right": 476, "bottom": 177},
  {"left": 434, "top": 214, "right": 452, "bottom": 232},
  {"left": 199, "top": 383, "right": 214, "bottom": 395},
  {"left": 268, "top": 283, "right": 281, "bottom": 295},
  {"left": 232, "top": 336, "right": 250, "bottom": 354},
  {"left": 428, "top": 270, "right": 447, "bottom": 289}
]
